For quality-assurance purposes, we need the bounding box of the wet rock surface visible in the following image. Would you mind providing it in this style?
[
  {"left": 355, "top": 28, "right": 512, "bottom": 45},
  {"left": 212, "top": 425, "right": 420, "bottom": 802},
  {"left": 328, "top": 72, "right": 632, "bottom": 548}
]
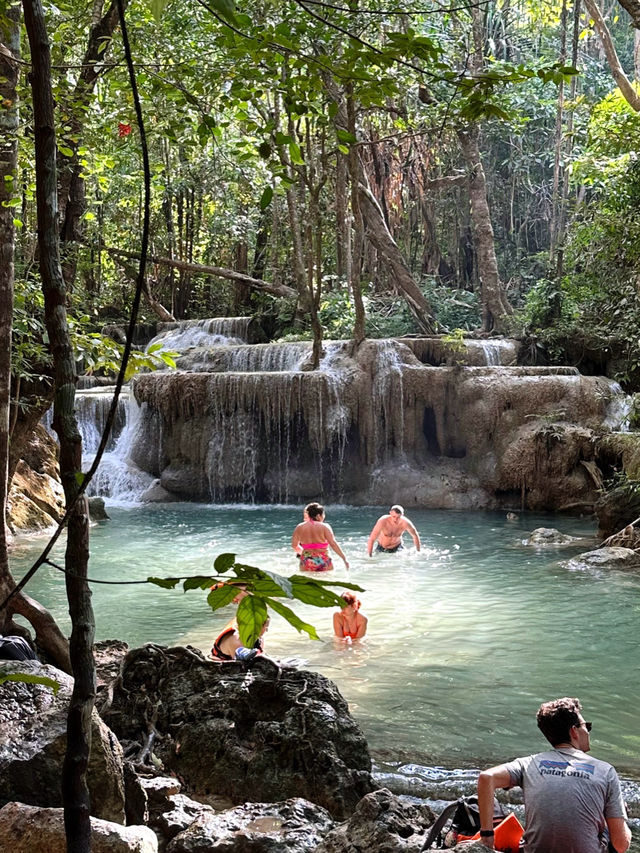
[
  {"left": 0, "top": 660, "right": 125, "bottom": 822},
  {"left": 565, "top": 546, "right": 640, "bottom": 571},
  {"left": 315, "top": 788, "right": 435, "bottom": 853},
  {"left": 525, "top": 527, "right": 579, "bottom": 546},
  {"left": 166, "top": 798, "right": 333, "bottom": 853},
  {"left": 98, "top": 645, "right": 373, "bottom": 819}
]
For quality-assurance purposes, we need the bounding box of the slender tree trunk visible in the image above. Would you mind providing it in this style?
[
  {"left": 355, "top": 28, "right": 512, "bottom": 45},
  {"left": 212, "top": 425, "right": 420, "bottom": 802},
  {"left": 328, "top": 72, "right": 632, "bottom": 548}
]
[
  {"left": 458, "top": 3, "right": 513, "bottom": 332},
  {"left": 549, "top": 0, "right": 568, "bottom": 261},
  {"left": 557, "top": 0, "right": 581, "bottom": 266},
  {"left": 23, "top": 3, "right": 95, "bottom": 852},
  {"left": 0, "top": 0, "right": 21, "bottom": 632},
  {"left": 335, "top": 152, "right": 351, "bottom": 282},
  {"left": 346, "top": 86, "right": 366, "bottom": 344}
]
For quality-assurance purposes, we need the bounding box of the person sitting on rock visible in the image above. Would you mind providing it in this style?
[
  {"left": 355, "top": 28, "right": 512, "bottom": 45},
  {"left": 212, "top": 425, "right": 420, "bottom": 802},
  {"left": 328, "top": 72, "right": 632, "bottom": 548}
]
[
  {"left": 333, "top": 592, "right": 367, "bottom": 641},
  {"left": 210, "top": 587, "right": 269, "bottom": 662},
  {"left": 0, "top": 634, "right": 38, "bottom": 661}
]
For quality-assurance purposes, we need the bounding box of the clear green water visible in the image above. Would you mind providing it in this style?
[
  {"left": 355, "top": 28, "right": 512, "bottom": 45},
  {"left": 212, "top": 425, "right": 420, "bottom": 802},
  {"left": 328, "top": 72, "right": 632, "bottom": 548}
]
[{"left": 11, "top": 504, "right": 640, "bottom": 780}]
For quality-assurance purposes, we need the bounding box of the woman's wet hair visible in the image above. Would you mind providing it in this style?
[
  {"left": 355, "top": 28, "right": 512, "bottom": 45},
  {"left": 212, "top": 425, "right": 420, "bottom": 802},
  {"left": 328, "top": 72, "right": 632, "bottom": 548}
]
[
  {"left": 536, "top": 697, "right": 582, "bottom": 745},
  {"left": 305, "top": 502, "right": 325, "bottom": 520},
  {"left": 340, "top": 591, "right": 361, "bottom": 610}
]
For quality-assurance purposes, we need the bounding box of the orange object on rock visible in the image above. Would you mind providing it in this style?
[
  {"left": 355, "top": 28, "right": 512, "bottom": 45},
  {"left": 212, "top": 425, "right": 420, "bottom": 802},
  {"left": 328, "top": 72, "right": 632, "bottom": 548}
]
[{"left": 458, "top": 812, "right": 524, "bottom": 852}]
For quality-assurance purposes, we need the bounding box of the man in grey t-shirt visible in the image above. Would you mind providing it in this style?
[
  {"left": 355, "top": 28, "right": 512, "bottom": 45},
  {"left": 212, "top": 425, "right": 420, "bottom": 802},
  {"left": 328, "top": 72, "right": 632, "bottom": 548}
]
[{"left": 476, "top": 697, "right": 631, "bottom": 852}]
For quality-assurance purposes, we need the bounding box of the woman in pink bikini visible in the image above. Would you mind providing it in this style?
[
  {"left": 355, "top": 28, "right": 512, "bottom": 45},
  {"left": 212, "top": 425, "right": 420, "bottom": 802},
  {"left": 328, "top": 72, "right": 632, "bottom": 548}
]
[
  {"left": 291, "top": 502, "right": 349, "bottom": 572},
  {"left": 333, "top": 592, "right": 367, "bottom": 640}
]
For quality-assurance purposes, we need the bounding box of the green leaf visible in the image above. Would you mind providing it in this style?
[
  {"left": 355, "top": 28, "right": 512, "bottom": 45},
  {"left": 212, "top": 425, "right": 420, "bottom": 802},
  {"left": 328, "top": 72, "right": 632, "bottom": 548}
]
[
  {"left": 236, "top": 595, "right": 268, "bottom": 647},
  {"left": 214, "top": 553, "right": 236, "bottom": 573},
  {"left": 259, "top": 186, "right": 273, "bottom": 210},
  {"left": 288, "top": 142, "right": 304, "bottom": 165},
  {"left": 251, "top": 569, "right": 293, "bottom": 598},
  {"left": 147, "top": 576, "right": 181, "bottom": 589},
  {"left": 183, "top": 575, "right": 216, "bottom": 591},
  {"left": 258, "top": 141, "right": 272, "bottom": 159},
  {"left": 149, "top": 0, "right": 168, "bottom": 22},
  {"left": 58, "top": 146, "right": 74, "bottom": 157},
  {"left": 0, "top": 672, "right": 61, "bottom": 693},
  {"left": 208, "top": 0, "right": 237, "bottom": 24},
  {"left": 74, "top": 471, "right": 86, "bottom": 487},
  {"left": 290, "top": 576, "right": 342, "bottom": 607},
  {"left": 206, "top": 583, "right": 241, "bottom": 609},
  {"left": 263, "top": 597, "right": 319, "bottom": 639},
  {"left": 336, "top": 129, "right": 357, "bottom": 144}
]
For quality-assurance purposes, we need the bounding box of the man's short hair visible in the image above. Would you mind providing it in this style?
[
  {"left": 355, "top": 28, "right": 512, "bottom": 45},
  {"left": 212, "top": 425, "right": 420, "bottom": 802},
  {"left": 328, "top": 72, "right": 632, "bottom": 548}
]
[
  {"left": 536, "top": 697, "right": 583, "bottom": 746},
  {"left": 390, "top": 505, "right": 404, "bottom": 515}
]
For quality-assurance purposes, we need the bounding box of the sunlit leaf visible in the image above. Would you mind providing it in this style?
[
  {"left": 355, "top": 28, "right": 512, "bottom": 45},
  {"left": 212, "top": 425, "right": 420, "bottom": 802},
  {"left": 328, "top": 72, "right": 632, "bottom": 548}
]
[
  {"left": 236, "top": 595, "right": 268, "bottom": 647},
  {"left": 263, "top": 597, "right": 319, "bottom": 639},
  {"left": 0, "top": 672, "right": 61, "bottom": 693}
]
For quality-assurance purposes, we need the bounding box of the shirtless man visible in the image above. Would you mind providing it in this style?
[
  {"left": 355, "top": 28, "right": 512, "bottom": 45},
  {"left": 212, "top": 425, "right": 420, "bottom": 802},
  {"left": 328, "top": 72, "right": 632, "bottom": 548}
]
[{"left": 367, "top": 505, "right": 421, "bottom": 556}]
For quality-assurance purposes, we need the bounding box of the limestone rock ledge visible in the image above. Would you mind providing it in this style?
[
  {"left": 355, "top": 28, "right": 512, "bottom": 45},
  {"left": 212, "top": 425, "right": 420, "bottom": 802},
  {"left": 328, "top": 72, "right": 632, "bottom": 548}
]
[
  {"left": 0, "top": 660, "right": 125, "bottom": 822},
  {"left": 0, "top": 802, "right": 157, "bottom": 853}
]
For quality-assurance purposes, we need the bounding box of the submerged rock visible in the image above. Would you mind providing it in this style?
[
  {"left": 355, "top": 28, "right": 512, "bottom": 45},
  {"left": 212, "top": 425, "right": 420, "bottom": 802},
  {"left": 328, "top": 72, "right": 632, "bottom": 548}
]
[
  {"left": 89, "top": 496, "right": 110, "bottom": 520},
  {"left": 0, "top": 802, "right": 157, "bottom": 853},
  {"left": 315, "top": 788, "right": 435, "bottom": 853},
  {"left": 166, "top": 798, "right": 333, "bottom": 853},
  {"left": 565, "top": 546, "right": 640, "bottom": 571},
  {"left": 0, "top": 661, "right": 125, "bottom": 822},
  {"left": 525, "top": 527, "right": 578, "bottom": 546},
  {"left": 99, "top": 645, "right": 373, "bottom": 819}
]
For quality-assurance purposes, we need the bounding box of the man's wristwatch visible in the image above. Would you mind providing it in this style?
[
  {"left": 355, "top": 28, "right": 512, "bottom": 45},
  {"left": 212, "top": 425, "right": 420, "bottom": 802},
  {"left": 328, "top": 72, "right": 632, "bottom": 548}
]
[{"left": 480, "top": 830, "right": 495, "bottom": 837}]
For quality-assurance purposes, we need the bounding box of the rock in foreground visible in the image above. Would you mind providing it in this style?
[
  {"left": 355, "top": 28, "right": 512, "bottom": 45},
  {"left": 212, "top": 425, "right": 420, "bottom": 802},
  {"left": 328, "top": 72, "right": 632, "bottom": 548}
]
[
  {"left": 0, "top": 661, "right": 125, "bottom": 821},
  {"left": 0, "top": 802, "right": 156, "bottom": 853},
  {"left": 167, "top": 798, "right": 333, "bottom": 853},
  {"left": 99, "top": 645, "right": 373, "bottom": 819},
  {"left": 316, "top": 788, "right": 435, "bottom": 853}
]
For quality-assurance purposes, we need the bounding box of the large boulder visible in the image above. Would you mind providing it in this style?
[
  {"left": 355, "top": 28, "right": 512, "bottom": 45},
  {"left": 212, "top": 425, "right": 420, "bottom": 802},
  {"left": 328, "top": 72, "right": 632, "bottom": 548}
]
[
  {"left": 7, "top": 423, "right": 64, "bottom": 533},
  {"left": 0, "top": 802, "right": 157, "bottom": 853},
  {"left": 315, "top": 788, "right": 435, "bottom": 853},
  {"left": 166, "top": 798, "right": 333, "bottom": 853},
  {"left": 524, "top": 527, "right": 578, "bottom": 546},
  {"left": 0, "top": 661, "right": 125, "bottom": 822},
  {"left": 565, "top": 547, "right": 640, "bottom": 572},
  {"left": 99, "top": 645, "right": 373, "bottom": 818}
]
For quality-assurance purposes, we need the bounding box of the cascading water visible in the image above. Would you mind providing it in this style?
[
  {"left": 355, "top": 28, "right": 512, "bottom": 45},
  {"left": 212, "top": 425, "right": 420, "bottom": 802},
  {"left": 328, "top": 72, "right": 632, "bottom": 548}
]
[
  {"left": 148, "top": 316, "right": 253, "bottom": 354},
  {"left": 67, "top": 322, "right": 636, "bottom": 510}
]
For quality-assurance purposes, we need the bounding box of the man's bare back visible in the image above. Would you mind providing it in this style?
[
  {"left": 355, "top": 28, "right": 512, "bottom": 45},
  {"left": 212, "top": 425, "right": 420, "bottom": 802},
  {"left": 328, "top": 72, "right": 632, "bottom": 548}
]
[{"left": 367, "top": 505, "right": 421, "bottom": 556}]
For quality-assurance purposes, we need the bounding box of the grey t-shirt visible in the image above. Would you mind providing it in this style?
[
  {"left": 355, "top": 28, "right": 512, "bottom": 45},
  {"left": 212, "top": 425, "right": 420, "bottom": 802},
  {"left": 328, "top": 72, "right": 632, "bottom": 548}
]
[{"left": 503, "top": 747, "right": 627, "bottom": 853}]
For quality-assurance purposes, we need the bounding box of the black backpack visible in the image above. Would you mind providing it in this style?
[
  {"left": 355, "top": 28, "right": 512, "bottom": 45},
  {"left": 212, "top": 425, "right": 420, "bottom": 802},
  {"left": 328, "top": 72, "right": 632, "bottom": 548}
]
[
  {"left": 0, "top": 635, "right": 38, "bottom": 661},
  {"left": 422, "top": 795, "right": 507, "bottom": 849}
]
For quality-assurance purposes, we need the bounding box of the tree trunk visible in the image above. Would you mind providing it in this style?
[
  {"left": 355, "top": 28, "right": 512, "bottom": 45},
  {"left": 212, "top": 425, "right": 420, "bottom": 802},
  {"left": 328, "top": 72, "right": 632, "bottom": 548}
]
[
  {"left": 346, "top": 86, "right": 366, "bottom": 344},
  {"left": 584, "top": 0, "right": 640, "bottom": 110},
  {"left": 549, "top": 0, "right": 568, "bottom": 261},
  {"left": 323, "top": 73, "right": 436, "bottom": 334},
  {"left": 457, "top": 2, "right": 513, "bottom": 332},
  {"left": 58, "top": 0, "right": 128, "bottom": 278},
  {"left": 23, "top": 2, "right": 95, "bottom": 851},
  {"left": 457, "top": 127, "right": 512, "bottom": 331},
  {"left": 0, "top": 0, "right": 21, "bottom": 633}
]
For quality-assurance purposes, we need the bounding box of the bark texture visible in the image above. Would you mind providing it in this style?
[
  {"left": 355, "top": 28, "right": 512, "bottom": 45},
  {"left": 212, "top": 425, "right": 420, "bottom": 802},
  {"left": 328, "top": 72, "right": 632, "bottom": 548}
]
[
  {"left": 22, "top": 0, "right": 95, "bottom": 850},
  {"left": 0, "top": 0, "right": 20, "bottom": 632}
]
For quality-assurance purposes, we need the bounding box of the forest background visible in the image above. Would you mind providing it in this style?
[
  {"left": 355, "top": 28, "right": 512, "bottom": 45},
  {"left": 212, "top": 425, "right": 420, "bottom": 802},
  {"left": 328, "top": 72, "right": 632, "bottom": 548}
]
[{"left": 2, "top": 0, "right": 640, "bottom": 847}]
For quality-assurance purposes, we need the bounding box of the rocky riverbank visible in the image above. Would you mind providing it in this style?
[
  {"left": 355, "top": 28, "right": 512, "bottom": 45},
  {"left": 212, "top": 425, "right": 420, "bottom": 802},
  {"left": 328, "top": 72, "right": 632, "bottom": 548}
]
[{"left": 0, "top": 642, "right": 451, "bottom": 852}]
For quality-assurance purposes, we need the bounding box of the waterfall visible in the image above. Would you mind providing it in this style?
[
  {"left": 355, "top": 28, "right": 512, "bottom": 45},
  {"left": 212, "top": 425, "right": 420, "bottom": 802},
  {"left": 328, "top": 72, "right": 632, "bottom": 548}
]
[
  {"left": 176, "top": 341, "right": 313, "bottom": 373},
  {"left": 602, "top": 380, "right": 632, "bottom": 431},
  {"left": 84, "top": 394, "right": 155, "bottom": 501},
  {"left": 148, "top": 317, "right": 252, "bottom": 354}
]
